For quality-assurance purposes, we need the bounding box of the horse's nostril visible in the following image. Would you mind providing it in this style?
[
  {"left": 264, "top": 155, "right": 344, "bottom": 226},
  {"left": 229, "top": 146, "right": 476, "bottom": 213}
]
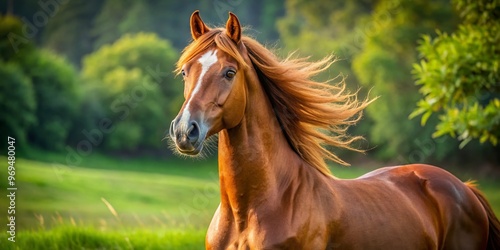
[
  {"left": 187, "top": 121, "right": 200, "bottom": 143},
  {"left": 169, "top": 120, "right": 176, "bottom": 139}
]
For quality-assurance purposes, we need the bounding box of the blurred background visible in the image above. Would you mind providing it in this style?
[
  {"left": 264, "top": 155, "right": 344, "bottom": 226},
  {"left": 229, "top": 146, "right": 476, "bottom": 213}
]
[{"left": 0, "top": 0, "right": 499, "bottom": 249}]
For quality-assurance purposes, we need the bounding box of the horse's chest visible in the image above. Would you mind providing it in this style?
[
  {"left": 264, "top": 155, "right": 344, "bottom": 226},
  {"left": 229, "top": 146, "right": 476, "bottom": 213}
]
[
  {"left": 207, "top": 229, "right": 304, "bottom": 250},
  {"left": 207, "top": 211, "right": 324, "bottom": 249}
]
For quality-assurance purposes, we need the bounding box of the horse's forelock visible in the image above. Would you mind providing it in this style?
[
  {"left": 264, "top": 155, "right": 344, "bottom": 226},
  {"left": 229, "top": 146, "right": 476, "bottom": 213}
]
[{"left": 176, "top": 29, "right": 249, "bottom": 75}]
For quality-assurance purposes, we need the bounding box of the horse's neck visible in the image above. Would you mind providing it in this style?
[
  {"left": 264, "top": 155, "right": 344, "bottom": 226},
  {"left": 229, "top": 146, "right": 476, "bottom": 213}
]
[{"left": 217, "top": 77, "right": 302, "bottom": 219}]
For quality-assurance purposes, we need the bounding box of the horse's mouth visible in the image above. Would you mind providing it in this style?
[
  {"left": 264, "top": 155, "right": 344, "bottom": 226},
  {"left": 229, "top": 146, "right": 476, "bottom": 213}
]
[
  {"left": 176, "top": 143, "right": 203, "bottom": 155},
  {"left": 174, "top": 135, "right": 205, "bottom": 156}
]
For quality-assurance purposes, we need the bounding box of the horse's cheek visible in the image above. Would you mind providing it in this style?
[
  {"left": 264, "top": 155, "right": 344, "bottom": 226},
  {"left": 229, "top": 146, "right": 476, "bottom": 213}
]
[{"left": 221, "top": 82, "right": 246, "bottom": 129}]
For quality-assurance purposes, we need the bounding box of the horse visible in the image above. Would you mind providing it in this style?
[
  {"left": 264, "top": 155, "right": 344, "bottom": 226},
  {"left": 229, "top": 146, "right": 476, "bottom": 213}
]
[{"left": 169, "top": 11, "right": 500, "bottom": 249}]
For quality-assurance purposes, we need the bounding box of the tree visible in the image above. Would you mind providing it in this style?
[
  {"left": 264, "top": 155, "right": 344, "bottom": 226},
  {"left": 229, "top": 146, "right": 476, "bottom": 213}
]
[
  {"left": 278, "top": 0, "right": 374, "bottom": 78},
  {"left": 42, "top": 0, "right": 104, "bottom": 66},
  {"left": 118, "top": 1, "right": 154, "bottom": 35},
  {"left": 1, "top": 15, "right": 78, "bottom": 153},
  {"left": 83, "top": 32, "right": 179, "bottom": 100},
  {"left": 82, "top": 33, "right": 180, "bottom": 152},
  {"left": 278, "top": 0, "right": 460, "bottom": 161},
  {"left": 411, "top": 0, "right": 500, "bottom": 148},
  {"left": 351, "top": 0, "right": 458, "bottom": 160},
  {"left": 0, "top": 61, "right": 36, "bottom": 151},
  {"left": 0, "top": 14, "right": 35, "bottom": 62},
  {"left": 90, "top": 0, "right": 131, "bottom": 50},
  {"left": 20, "top": 50, "right": 81, "bottom": 151},
  {"left": 277, "top": 1, "right": 377, "bottom": 160}
]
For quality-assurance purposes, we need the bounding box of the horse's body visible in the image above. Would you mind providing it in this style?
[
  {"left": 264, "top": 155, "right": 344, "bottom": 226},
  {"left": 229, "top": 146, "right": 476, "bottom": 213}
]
[
  {"left": 170, "top": 11, "right": 500, "bottom": 249},
  {"left": 209, "top": 163, "right": 488, "bottom": 249}
]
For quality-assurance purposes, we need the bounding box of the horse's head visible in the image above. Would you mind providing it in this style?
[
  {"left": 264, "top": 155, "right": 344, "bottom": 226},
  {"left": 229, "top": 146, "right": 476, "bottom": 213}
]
[{"left": 169, "top": 11, "right": 250, "bottom": 156}]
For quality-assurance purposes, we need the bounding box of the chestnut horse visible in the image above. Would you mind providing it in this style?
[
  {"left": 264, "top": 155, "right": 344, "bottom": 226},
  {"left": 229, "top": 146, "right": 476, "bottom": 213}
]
[{"left": 169, "top": 11, "right": 500, "bottom": 249}]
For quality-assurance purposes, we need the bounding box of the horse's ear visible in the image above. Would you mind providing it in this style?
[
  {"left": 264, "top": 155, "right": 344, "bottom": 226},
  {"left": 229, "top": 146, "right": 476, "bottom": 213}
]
[
  {"left": 190, "top": 10, "right": 210, "bottom": 40},
  {"left": 225, "top": 12, "right": 241, "bottom": 44}
]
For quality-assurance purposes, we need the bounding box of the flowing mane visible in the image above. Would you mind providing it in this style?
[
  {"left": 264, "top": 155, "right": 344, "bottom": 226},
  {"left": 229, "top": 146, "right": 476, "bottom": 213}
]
[{"left": 176, "top": 28, "right": 371, "bottom": 176}]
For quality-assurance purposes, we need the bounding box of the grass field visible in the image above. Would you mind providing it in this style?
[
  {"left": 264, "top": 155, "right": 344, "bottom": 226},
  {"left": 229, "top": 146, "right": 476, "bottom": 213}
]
[
  {"left": 0, "top": 154, "right": 222, "bottom": 230},
  {"left": 1, "top": 227, "right": 205, "bottom": 250},
  {"left": 0, "top": 151, "right": 499, "bottom": 249}
]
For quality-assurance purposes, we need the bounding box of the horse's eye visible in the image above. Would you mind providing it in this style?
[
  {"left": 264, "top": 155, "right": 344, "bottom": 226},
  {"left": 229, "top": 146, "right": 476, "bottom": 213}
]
[
  {"left": 181, "top": 70, "right": 186, "bottom": 77},
  {"left": 225, "top": 69, "right": 236, "bottom": 79}
]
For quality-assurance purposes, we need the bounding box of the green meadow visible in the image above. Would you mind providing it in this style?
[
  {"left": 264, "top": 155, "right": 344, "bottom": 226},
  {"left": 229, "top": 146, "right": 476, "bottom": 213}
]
[{"left": 0, "top": 152, "right": 499, "bottom": 249}]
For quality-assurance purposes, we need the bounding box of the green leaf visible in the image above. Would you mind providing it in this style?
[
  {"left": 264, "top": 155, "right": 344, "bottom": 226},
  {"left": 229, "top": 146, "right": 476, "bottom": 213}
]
[
  {"left": 479, "top": 133, "right": 489, "bottom": 143},
  {"left": 490, "top": 136, "right": 498, "bottom": 146},
  {"left": 459, "top": 137, "right": 472, "bottom": 149},
  {"left": 421, "top": 111, "right": 432, "bottom": 126},
  {"left": 409, "top": 108, "right": 425, "bottom": 119}
]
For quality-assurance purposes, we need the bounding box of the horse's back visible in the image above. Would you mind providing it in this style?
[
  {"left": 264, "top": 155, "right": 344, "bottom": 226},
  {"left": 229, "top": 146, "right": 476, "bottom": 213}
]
[{"left": 332, "top": 164, "right": 488, "bottom": 249}]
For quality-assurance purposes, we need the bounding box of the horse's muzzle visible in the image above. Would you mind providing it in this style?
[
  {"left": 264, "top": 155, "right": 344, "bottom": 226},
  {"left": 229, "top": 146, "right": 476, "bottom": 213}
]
[{"left": 169, "top": 119, "right": 204, "bottom": 155}]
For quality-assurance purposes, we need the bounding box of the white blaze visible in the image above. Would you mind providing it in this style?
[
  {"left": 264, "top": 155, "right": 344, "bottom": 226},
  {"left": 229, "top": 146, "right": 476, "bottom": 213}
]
[{"left": 178, "top": 50, "right": 218, "bottom": 129}]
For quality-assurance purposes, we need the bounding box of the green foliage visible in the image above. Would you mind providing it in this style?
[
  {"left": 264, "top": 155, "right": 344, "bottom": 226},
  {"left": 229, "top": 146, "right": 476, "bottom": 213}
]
[
  {"left": 19, "top": 50, "right": 81, "bottom": 151},
  {"left": 0, "top": 62, "right": 36, "bottom": 149},
  {"left": 0, "top": 15, "right": 79, "bottom": 152},
  {"left": 91, "top": 0, "right": 131, "bottom": 50},
  {"left": 454, "top": 0, "right": 500, "bottom": 25},
  {"left": 351, "top": 0, "right": 458, "bottom": 159},
  {"left": 42, "top": 1, "right": 104, "bottom": 66},
  {"left": 100, "top": 67, "right": 165, "bottom": 150},
  {"left": 277, "top": 1, "right": 377, "bottom": 160},
  {"left": 278, "top": 0, "right": 373, "bottom": 74},
  {"left": 0, "top": 15, "right": 37, "bottom": 151},
  {"left": 118, "top": 1, "right": 154, "bottom": 35},
  {"left": 412, "top": 0, "right": 500, "bottom": 147},
  {"left": 36, "top": 0, "right": 285, "bottom": 65},
  {"left": 82, "top": 33, "right": 180, "bottom": 152},
  {"left": 278, "top": 0, "right": 462, "bottom": 161},
  {"left": 83, "top": 33, "right": 177, "bottom": 85},
  {"left": 0, "top": 14, "right": 35, "bottom": 61}
]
